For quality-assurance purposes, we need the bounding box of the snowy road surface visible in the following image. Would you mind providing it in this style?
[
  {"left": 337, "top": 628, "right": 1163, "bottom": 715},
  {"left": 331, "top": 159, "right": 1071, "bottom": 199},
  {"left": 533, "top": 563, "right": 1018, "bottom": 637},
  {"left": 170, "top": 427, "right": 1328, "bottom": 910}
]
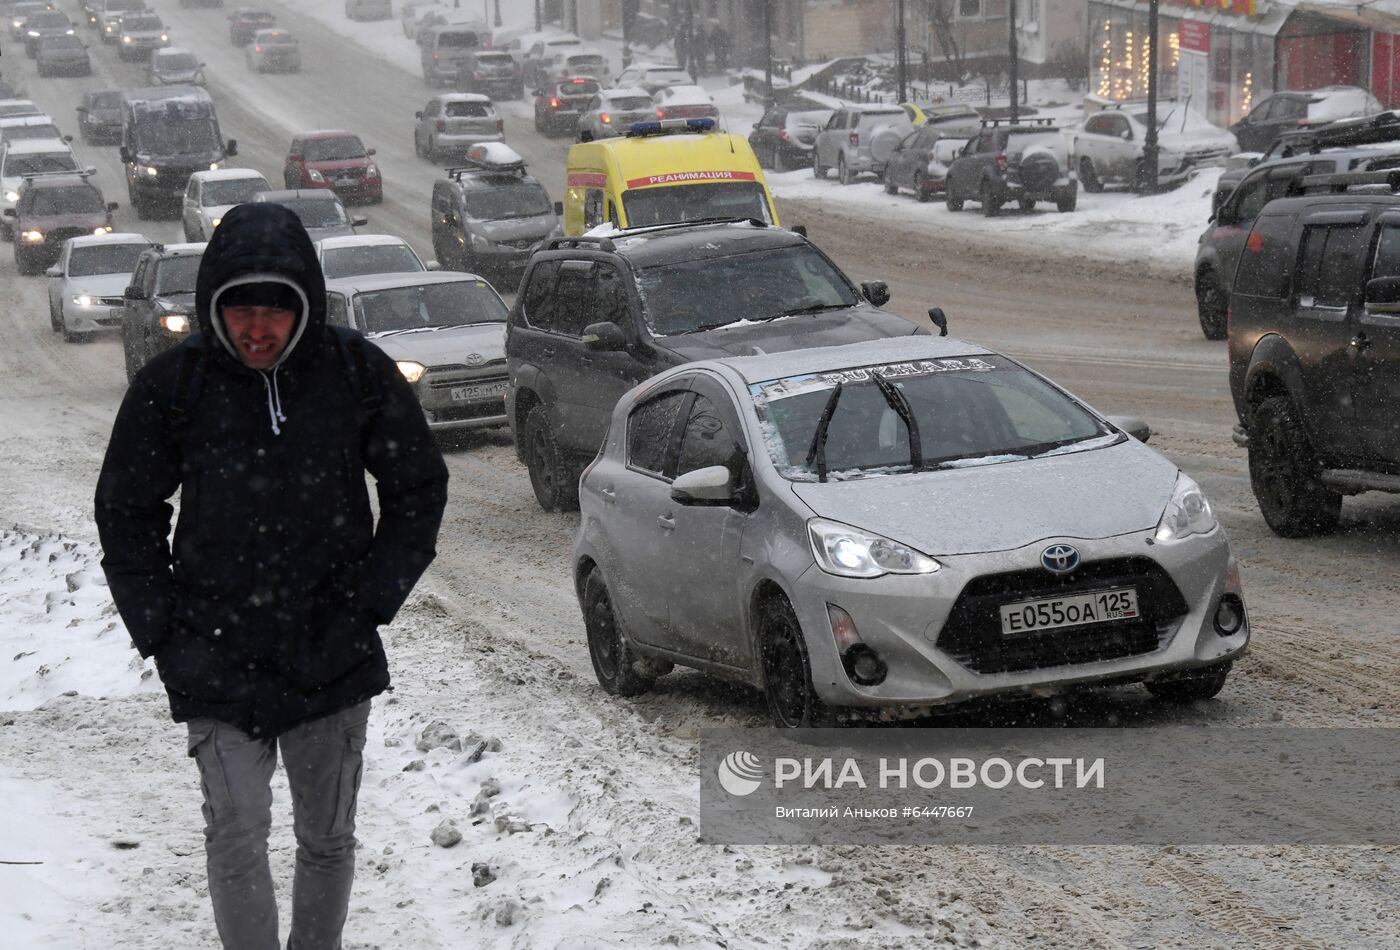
[{"left": 2, "top": 1, "right": 1400, "bottom": 948}]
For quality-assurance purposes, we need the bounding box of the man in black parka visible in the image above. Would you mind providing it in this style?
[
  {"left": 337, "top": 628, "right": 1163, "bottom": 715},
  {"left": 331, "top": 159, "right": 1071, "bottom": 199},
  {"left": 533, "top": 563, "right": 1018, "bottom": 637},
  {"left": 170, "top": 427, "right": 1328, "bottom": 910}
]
[{"left": 95, "top": 202, "right": 449, "bottom": 950}]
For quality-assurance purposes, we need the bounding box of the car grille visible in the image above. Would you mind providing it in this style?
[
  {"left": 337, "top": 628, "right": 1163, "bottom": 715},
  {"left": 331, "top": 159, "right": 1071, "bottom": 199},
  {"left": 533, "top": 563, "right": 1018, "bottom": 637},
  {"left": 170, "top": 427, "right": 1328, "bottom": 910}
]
[
  {"left": 498, "top": 237, "right": 538, "bottom": 250},
  {"left": 45, "top": 227, "right": 89, "bottom": 246},
  {"left": 424, "top": 360, "right": 507, "bottom": 390},
  {"left": 93, "top": 312, "right": 123, "bottom": 326},
  {"left": 938, "top": 556, "right": 1188, "bottom": 674},
  {"left": 94, "top": 295, "right": 125, "bottom": 307}
]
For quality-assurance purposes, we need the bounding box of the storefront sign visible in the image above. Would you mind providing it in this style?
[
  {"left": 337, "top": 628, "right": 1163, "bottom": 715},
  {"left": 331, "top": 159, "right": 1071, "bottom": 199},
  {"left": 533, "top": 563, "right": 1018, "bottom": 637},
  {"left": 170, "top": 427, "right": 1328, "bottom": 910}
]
[
  {"left": 1180, "top": 20, "right": 1210, "bottom": 54},
  {"left": 1174, "top": 0, "right": 1256, "bottom": 15}
]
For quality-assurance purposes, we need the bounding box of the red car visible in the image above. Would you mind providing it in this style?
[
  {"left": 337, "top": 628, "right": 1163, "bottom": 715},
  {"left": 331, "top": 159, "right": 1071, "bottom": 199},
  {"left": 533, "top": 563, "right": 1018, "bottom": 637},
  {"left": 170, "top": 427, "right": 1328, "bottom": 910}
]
[{"left": 282, "top": 130, "right": 382, "bottom": 205}]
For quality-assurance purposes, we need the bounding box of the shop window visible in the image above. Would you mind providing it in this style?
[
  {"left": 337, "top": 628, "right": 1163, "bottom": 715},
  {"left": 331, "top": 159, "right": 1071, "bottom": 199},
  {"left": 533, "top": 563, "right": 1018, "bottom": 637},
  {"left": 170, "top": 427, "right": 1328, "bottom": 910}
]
[{"left": 957, "top": 0, "right": 982, "bottom": 19}]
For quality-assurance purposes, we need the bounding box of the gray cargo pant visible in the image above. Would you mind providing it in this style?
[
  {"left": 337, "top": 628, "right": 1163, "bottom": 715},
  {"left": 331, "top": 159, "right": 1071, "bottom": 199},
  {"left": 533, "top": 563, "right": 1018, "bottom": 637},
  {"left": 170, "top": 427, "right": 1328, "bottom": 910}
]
[{"left": 186, "top": 701, "right": 371, "bottom": 950}]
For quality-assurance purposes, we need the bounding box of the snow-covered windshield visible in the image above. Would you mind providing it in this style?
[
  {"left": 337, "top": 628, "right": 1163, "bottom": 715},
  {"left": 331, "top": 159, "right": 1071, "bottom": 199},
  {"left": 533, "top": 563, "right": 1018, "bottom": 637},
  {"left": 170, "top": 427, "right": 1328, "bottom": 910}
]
[
  {"left": 638, "top": 244, "right": 857, "bottom": 336},
  {"left": 750, "top": 355, "right": 1115, "bottom": 480},
  {"left": 156, "top": 52, "right": 199, "bottom": 71},
  {"left": 133, "top": 114, "right": 220, "bottom": 153},
  {"left": 68, "top": 242, "right": 147, "bottom": 277},
  {"left": 354, "top": 280, "right": 506, "bottom": 335},
  {"left": 460, "top": 179, "right": 551, "bottom": 220},
  {"left": 321, "top": 244, "right": 423, "bottom": 280},
  {"left": 154, "top": 256, "right": 201, "bottom": 294},
  {"left": 201, "top": 177, "right": 267, "bottom": 205},
  {"left": 622, "top": 181, "right": 771, "bottom": 230},
  {"left": 303, "top": 137, "right": 366, "bottom": 161},
  {"left": 121, "top": 14, "right": 161, "bottom": 30},
  {"left": 29, "top": 185, "right": 105, "bottom": 216}
]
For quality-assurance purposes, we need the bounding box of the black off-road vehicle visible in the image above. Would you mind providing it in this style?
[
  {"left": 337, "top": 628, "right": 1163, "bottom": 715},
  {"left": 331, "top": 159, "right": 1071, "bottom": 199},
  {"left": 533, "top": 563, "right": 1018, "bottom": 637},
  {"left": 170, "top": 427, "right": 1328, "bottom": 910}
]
[{"left": 944, "top": 119, "right": 1077, "bottom": 216}]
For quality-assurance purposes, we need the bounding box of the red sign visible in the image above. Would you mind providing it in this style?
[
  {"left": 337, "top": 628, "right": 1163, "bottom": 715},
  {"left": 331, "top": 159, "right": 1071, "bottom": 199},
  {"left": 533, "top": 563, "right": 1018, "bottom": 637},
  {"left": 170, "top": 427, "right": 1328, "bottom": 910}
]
[
  {"left": 625, "top": 170, "right": 757, "bottom": 188},
  {"left": 1180, "top": 20, "right": 1210, "bottom": 54},
  {"left": 566, "top": 172, "right": 608, "bottom": 188},
  {"left": 1172, "top": 0, "right": 1255, "bottom": 15}
]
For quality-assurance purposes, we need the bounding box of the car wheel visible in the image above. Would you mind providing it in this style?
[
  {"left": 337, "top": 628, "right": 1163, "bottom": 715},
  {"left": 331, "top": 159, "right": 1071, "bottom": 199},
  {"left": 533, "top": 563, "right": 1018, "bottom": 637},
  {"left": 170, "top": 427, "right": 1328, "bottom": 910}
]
[
  {"left": 122, "top": 330, "right": 140, "bottom": 382},
  {"left": 582, "top": 569, "right": 656, "bottom": 697},
  {"left": 916, "top": 182, "right": 934, "bottom": 203},
  {"left": 1019, "top": 197, "right": 1036, "bottom": 212},
  {"left": 946, "top": 191, "right": 964, "bottom": 212},
  {"left": 49, "top": 298, "right": 62, "bottom": 332},
  {"left": 1247, "top": 396, "right": 1342, "bottom": 538},
  {"left": 980, "top": 181, "right": 1002, "bottom": 217},
  {"left": 523, "top": 404, "right": 580, "bottom": 512},
  {"left": 813, "top": 152, "right": 826, "bottom": 179},
  {"left": 1056, "top": 187, "right": 1078, "bottom": 213},
  {"left": 759, "top": 595, "right": 834, "bottom": 729},
  {"left": 1145, "top": 661, "right": 1232, "bottom": 703},
  {"left": 837, "top": 155, "right": 853, "bottom": 186},
  {"left": 772, "top": 147, "right": 789, "bottom": 173},
  {"left": 1079, "top": 156, "right": 1103, "bottom": 194},
  {"left": 1195, "top": 268, "right": 1228, "bottom": 340}
]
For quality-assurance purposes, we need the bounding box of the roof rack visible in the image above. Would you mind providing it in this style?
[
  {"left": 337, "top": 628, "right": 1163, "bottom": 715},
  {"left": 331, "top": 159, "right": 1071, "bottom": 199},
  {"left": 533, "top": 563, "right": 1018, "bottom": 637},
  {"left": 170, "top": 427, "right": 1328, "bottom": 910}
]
[
  {"left": 980, "top": 117, "right": 1057, "bottom": 128},
  {"left": 19, "top": 166, "right": 96, "bottom": 182},
  {"left": 1278, "top": 110, "right": 1400, "bottom": 153},
  {"left": 1299, "top": 168, "right": 1400, "bottom": 193},
  {"left": 547, "top": 235, "right": 616, "bottom": 252}
]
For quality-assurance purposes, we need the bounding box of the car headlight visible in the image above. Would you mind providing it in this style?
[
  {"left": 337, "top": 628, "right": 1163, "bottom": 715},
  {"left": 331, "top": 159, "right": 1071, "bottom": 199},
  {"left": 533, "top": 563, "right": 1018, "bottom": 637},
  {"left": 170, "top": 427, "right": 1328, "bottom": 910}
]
[
  {"left": 808, "top": 518, "right": 940, "bottom": 579},
  {"left": 208, "top": 162, "right": 220, "bottom": 171},
  {"left": 470, "top": 232, "right": 492, "bottom": 249},
  {"left": 209, "top": 216, "right": 222, "bottom": 228},
  {"left": 1155, "top": 472, "right": 1217, "bottom": 543},
  {"left": 307, "top": 168, "right": 325, "bottom": 183},
  {"left": 73, "top": 294, "right": 95, "bottom": 307},
  {"left": 65, "top": 28, "right": 73, "bottom": 34},
  {"left": 4, "top": 190, "right": 18, "bottom": 202},
  {"left": 27, "top": 29, "right": 39, "bottom": 36},
  {"left": 365, "top": 163, "right": 379, "bottom": 179},
  {"left": 142, "top": 165, "right": 158, "bottom": 177},
  {"left": 21, "top": 230, "right": 45, "bottom": 242},
  {"left": 159, "top": 314, "right": 190, "bottom": 333},
  {"left": 396, "top": 360, "right": 425, "bottom": 384},
  {"left": 122, "top": 35, "right": 131, "bottom": 42},
  {"left": 92, "top": 226, "right": 113, "bottom": 235},
  {"left": 160, "top": 33, "right": 167, "bottom": 41}
]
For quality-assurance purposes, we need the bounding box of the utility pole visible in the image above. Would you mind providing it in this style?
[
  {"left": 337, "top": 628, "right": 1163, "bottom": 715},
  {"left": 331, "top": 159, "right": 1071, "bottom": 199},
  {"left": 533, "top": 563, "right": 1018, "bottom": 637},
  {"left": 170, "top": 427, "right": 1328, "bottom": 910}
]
[
  {"left": 1143, "top": 0, "right": 1161, "bottom": 193},
  {"left": 896, "top": 0, "right": 908, "bottom": 103},
  {"left": 764, "top": 0, "right": 774, "bottom": 106},
  {"left": 493, "top": 0, "right": 501, "bottom": 28},
  {"left": 1008, "top": 0, "right": 1019, "bottom": 123},
  {"left": 534, "top": 0, "right": 541, "bottom": 31}
]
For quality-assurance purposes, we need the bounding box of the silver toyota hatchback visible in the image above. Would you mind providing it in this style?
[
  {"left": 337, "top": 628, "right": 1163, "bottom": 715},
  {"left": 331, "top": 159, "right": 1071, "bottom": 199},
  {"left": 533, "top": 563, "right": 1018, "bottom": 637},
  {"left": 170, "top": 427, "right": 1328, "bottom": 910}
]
[{"left": 573, "top": 337, "right": 1249, "bottom": 727}]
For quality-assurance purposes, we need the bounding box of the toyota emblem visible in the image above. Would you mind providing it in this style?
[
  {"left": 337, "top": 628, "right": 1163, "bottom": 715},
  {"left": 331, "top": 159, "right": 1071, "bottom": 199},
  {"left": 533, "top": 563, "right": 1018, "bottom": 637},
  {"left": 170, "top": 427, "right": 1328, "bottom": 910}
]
[
  {"left": 1041, "top": 544, "right": 1080, "bottom": 575},
  {"left": 464, "top": 353, "right": 484, "bottom": 366}
]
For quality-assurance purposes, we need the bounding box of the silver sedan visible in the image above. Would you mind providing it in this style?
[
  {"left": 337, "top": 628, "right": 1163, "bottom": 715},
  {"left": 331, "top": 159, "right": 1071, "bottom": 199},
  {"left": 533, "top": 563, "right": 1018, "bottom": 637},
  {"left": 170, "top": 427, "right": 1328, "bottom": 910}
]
[
  {"left": 573, "top": 337, "right": 1249, "bottom": 726},
  {"left": 46, "top": 233, "right": 152, "bottom": 340}
]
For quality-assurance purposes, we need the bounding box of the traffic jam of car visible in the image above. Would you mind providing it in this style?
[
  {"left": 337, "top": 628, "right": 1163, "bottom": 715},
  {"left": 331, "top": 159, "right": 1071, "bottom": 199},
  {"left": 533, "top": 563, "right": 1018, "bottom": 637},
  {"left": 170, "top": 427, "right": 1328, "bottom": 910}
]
[{"left": 3, "top": 1, "right": 1398, "bottom": 737}]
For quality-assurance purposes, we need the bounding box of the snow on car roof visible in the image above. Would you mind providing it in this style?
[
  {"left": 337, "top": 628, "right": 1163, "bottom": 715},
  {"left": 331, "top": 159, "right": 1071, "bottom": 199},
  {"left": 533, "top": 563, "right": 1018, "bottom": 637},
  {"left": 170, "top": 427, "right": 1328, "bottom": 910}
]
[
  {"left": 155, "top": 46, "right": 195, "bottom": 57},
  {"left": 298, "top": 129, "right": 356, "bottom": 139},
  {"left": 601, "top": 87, "right": 651, "bottom": 100},
  {"left": 325, "top": 270, "right": 485, "bottom": 293},
  {"left": 655, "top": 85, "right": 713, "bottom": 105},
  {"left": 155, "top": 242, "right": 208, "bottom": 256},
  {"left": 437, "top": 93, "right": 492, "bottom": 103},
  {"left": 316, "top": 234, "right": 410, "bottom": 250},
  {"left": 0, "top": 116, "right": 56, "bottom": 127},
  {"left": 189, "top": 168, "right": 267, "bottom": 182},
  {"left": 4, "top": 138, "right": 74, "bottom": 155},
  {"left": 66, "top": 232, "right": 153, "bottom": 247},
  {"left": 715, "top": 336, "right": 995, "bottom": 386}
]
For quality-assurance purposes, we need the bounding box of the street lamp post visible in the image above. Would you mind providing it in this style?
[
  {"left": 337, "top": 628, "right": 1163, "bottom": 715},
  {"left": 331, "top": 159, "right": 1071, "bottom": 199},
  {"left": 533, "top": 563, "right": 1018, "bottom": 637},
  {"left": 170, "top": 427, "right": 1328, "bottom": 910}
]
[
  {"left": 535, "top": 0, "right": 542, "bottom": 31},
  {"left": 1008, "top": 0, "right": 1019, "bottom": 123},
  {"left": 1143, "top": 0, "right": 1161, "bottom": 193},
  {"left": 896, "top": 0, "right": 907, "bottom": 104},
  {"left": 764, "top": 0, "right": 774, "bottom": 106},
  {"left": 493, "top": 0, "right": 501, "bottom": 28}
]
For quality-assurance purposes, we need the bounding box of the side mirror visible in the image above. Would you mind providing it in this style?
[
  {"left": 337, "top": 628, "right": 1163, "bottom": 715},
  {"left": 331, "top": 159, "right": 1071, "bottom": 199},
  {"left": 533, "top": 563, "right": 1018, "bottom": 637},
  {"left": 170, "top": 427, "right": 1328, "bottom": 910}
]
[
  {"left": 1108, "top": 415, "right": 1151, "bottom": 443},
  {"left": 790, "top": 224, "right": 808, "bottom": 237},
  {"left": 63, "top": 134, "right": 74, "bottom": 143},
  {"left": 670, "top": 465, "right": 735, "bottom": 505},
  {"left": 581, "top": 321, "right": 626, "bottom": 351},
  {"left": 578, "top": 129, "right": 593, "bottom": 143},
  {"left": 552, "top": 200, "right": 564, "bottom": 216},
  {"left": 119, "top": 146, "right": 132, "bottom": 163},
  {"left": 425, "top": 260, "right": 441, "bottom": 271},
  {"left": 927, "top": 307, "right": 948, "bottom": 337},
  {"left": 351, "top": 216, "right": 368, "bottom": 227},
  {"left": 45, "top": 266, "right": 61, "bottom": 277},
  {"left": 225, "top": 139, "right": 238, "bottom": 156},
  {"left": 366, "top": 147, "right": 376, "bottom": 156},
  {"left": 1364, "top": 275, "right": 1400, "bottom": 313},
  {"left": 124, "top": 285, "right": 146, "bottom": 300},
  {"left": 107, "top": 201, "right": 119, "bottom": 212},
  {"left": 860, "top": 280, "right": 890, "bottom": 307},
  {"left": 1247, "top": 156, "right": 1261, "bottom": 168}
]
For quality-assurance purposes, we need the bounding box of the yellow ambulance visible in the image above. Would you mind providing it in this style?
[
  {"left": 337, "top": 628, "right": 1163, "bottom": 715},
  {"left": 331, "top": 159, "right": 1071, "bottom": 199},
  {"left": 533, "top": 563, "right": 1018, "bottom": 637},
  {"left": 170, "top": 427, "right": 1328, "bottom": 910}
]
[{"left": 563, "top": 117, "right": 779, "bottom": 235}]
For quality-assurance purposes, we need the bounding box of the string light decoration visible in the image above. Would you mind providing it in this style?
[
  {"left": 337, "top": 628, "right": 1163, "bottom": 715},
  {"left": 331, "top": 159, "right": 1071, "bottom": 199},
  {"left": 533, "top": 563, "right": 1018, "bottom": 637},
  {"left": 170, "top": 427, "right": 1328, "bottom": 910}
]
[
  {"left": 1139, "top": 34, "right": 1153, "bottom": 97},
  {"left": 1169, "top": 30, "right": 1180, "bottom": 71},
  {"left": 1122, "top": 30, "right": 1134, "bottom": 99},
  {"left": 1241, "top": 71, "right": 1254, "bottom": 115},
  {"left": 1098, "top": 20, "right": 1113, "bottom": 97}
]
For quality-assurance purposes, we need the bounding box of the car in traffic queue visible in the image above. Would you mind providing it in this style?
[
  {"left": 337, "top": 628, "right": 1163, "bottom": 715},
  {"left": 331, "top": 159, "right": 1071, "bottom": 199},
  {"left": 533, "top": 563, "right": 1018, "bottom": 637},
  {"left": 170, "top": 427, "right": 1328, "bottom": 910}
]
[
  {"left": 534, "top": 76, "right": 602, "bottom": 137},
  {"left": 5, "top": 168, "right": 117, "bottom": 275},
  {"left": 46, "top": 231, "right": 151, "bottom": 340},
  {"left": 95, "top": 0, "right": 144, "bottom": 43},
  {"left": 614, "top": 61, "right": 692, "bottom": 96},
  {"left": 748, "top": 104, "right": 833, "bottom": 172},
  {"left": 324, "top": 271, "right": 511, "bottom": 433},
  {"left": 563, "top": 117, "right": 777, "bottom": 235},
  {"left": 573, "top": 336, "right": 1249, "bottom": 726},
  {"left": 315, "top": 233, "right": 435, "bottom": 280},
  {"left": 120, "top": 241, "right": 202, "bottom": 379},
  {"left": 119, "top": 86, "right": 237, "bottom": 220},
  {"left": 9, "top": 1, "right": 53, "bottom": 41},
  {"left": 75, "top": 89, "right": 123, "bottom": 144},
  {"left": 246, "top": 28, "right": 300, "bottom": 72},
  {"left": 413, "top": 93, "right": 503, "bottom": 163},
  {"left": 0, "top": 115, "right": 69, "bottom": 147},
  {"left": 429, "top": 143, "right": 561, "bottom": 287},
  {"left": 251, "top": 189, "right": 366, "bottom": 242},
  {"left": 537, "top": 49, "right": 612, "bottom": 87},
  {"left": 812, "top": 104, "right": 914, "bottom": 186},
  {"left": 577, "top": 87, "right": 660, "bottom": 142},
  {"left": 1072, "top": 104, "right": 1237, "bottom": 194},
  {"left": 227, "top": 7, "right": 273, "bottom": 46},
  {"left": 652, "top": 84, "right": 718, "bottom": 123},
  {"left": 114, "top": 11, "right": 167, "bottom": 61},
  {"left": 456, "top": 50, "right": 524, "bottom": 101},
  {"left": 283, "top": 130, "right": 381, "bottom": 204},
  {"left": 1, "top": 137, "right": 80, "bottom": 239},
  {"left": 21, "top": 9, "right": 75, "bottom": 57},
  {"left": 35, "top": 34, "right": 91, "bottom": 76},
  {"left": 506, "top": 219, "right": 915, "bottom": 511},
  {"left": 882, "top": 125, "right": 966, "bottom": 202},
  {"left": 148, "top": 47, "right": 206, "bottom": 86},
  {"left": 420, "top": 22, "right": 488, "bottom": 86},
  {"left": 0, "top": 98, "right": 44, "bottom": 120},
  {"left": 520, "top": 34, "right": 584, "bottom": 88},
  {"left": 344, "top": 0, "right": 391, "bottom": 22},
  {"left": 181, "top": 167, "right": 270, "bottom": 241},
  {"left": 944, "top": 119, "right": 1078, "bottom": 215}
]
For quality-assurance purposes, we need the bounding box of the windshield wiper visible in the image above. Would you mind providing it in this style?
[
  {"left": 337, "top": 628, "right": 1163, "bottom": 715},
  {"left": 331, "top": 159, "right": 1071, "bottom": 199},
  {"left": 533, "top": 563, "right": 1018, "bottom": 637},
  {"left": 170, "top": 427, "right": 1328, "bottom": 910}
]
[
  {"left": 870, "top": 373, "right": 923, "bottom": 471},
  {"left": 677, "top": 319, "right": 741, "bottom": 334},
  {"left": 783, "top": 302, "right": 850, "bottom": 317},
  {"left": 805, "top": 382, "right": 844, "bottom": 483},
  {"left": 371, "top": 326, "right": 441, "bottom": 337},
  {"left": 1022, "top": 433, "right": 1119, "bottom": 458}
]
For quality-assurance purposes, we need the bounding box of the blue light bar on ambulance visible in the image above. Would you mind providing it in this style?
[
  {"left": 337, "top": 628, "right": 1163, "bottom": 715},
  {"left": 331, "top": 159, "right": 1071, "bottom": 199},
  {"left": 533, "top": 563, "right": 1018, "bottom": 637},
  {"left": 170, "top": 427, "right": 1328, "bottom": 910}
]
[{"left": 626, "top": 117, "right": 717, "bottom": 137}]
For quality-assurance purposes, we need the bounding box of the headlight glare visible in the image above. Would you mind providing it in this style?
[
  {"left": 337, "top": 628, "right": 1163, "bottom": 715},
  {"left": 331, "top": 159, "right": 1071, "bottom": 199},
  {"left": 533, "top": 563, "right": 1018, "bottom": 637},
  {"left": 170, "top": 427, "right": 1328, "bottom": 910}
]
[
  {"left": 396, "top": 360, "right": 426, "bottom": 383},
  {"left": 74, "top": 294, "right": 94, "bottom": 307},
  {"left": 21, "top": 230, "right": 45, "bottom": 242},
  {"left": 5, "top": 190, "right": 19, "bottom": 202},
  {"left": 808, "top": 518, "right": 939, "bottom": 579},
  {"left": 1155, "top": 472, "right": 1217, "bottom": 542},
  {"left": 366, "top": 163, "right": 379, "bottom": 179},
  {"left": 143, "top": 165, "right": 158, "bottom": 177},
  {"left": 92, "top": 226, "right": 113, "bottom": 235},
  {"left": 307, "top": 168, "right": 325, "bottom": 183},
  {"left": 208, "top": 162, "right": 220, "bottom": 171},
  {"left": 159, "top": 314, "right": 190, "bottom": 333}
]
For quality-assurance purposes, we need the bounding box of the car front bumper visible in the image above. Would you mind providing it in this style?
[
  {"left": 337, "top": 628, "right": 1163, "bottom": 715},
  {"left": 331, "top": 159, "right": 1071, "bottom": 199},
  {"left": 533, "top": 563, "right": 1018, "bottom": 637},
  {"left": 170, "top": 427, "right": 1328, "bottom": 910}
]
[
  {"left": 790, "top": 527, "right": 1248, "bottom": 710},
  {"left": 414, "top": 365, "right": 510, "bottom": 432},
  {"left": 63, "top": 299, "right": 125, "bottom": 334}
]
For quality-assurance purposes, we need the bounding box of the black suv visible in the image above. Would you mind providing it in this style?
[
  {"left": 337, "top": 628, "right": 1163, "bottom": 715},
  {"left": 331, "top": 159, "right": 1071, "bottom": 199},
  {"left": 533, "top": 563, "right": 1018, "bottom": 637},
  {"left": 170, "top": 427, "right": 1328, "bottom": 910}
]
[
  {"left": 1227, "top": 169, "right": 1400, "bottom": 536},
  {"left": 429, "top": 151, "right": 561, "bottom": 288},
  {"left": 1194, "top": 147, "right": 1400, "bottom": 339},
  {"left": 120, "top": 240, "right": 204, "bottom": 379},
  {"left": 3, "top": 170, "right": 118, "bottom": 275},
  {"left": 944, "top": 119, "right": 1077, "bottom": 216},
  {"left": 505, "top": 220, "right": 927, "bottom": 511}
]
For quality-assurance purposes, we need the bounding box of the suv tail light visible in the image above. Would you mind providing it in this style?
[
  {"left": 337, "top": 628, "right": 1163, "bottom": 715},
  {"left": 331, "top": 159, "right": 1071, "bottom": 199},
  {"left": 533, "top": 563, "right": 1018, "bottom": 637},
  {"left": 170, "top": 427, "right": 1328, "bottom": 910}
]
[
  {"left": 655, "top": 109, "right": 665, "bottom": 119},
  {"left": 435, "top": 119, "right": 446, "bottom": 132},
  {"left": 779, "top": 129, "right": 792, "bottom": 143},
  {"left": 848, "top": 130, "right": 859, "bottom": 147},
  {"left": 253, "top": 45, "right": 262, "bottom": 53},
  {"left": 550, "top": 97, "right": 560, "bottom": 109},
  {"left": 995, "top": 152, "right": 1007, "bottom": 172},
  {"left": 600, "top": 111, "right": 611, "bottom": 125}
]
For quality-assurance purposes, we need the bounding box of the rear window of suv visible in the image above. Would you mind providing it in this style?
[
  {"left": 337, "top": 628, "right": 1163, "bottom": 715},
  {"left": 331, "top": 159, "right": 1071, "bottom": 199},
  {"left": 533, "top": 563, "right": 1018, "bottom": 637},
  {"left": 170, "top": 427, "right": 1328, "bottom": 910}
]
[{"left": 28, "top": 185, "right": 105, "bottom": 216}]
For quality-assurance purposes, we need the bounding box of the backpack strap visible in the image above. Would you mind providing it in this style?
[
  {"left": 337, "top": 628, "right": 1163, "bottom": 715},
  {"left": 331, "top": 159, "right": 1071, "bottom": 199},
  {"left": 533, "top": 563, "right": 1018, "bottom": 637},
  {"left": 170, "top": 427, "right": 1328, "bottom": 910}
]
[
  {"left": 334, "top": 329, "right": 384, "bottom": 428},
  {"left": 168, "top": 339, "right": 209, "bottom": 431}
]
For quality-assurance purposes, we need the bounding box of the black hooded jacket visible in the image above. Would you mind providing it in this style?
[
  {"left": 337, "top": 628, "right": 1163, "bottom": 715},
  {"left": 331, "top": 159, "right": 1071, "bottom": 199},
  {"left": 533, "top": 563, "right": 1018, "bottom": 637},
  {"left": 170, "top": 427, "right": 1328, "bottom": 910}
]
[{"left": 95, "top": 203, "right": 449, "bottom": 737}]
